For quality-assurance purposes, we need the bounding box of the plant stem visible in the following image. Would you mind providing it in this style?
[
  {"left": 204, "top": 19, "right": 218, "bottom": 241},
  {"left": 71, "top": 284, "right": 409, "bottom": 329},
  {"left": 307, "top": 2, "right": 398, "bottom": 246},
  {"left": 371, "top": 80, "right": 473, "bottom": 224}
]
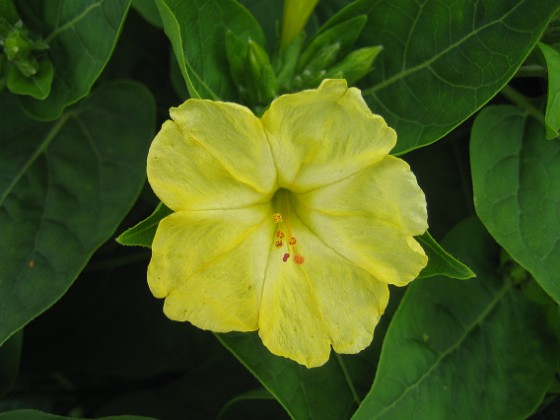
[{"left": 500, "top": 85, "right": 545, "bottom": 125}]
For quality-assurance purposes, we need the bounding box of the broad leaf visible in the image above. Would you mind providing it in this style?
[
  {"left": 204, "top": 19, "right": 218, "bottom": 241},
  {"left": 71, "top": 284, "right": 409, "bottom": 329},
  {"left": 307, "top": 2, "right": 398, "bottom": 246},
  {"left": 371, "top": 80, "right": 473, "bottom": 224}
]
[
  {"left": 539, "top": 42, "right": 560, "bottom": 139},
  {"left": 155, "top": 0, "right": 265, "bottom": 100},
  {"left": 16, "top": 0, "right": 131, "bottom": 120},
  {"left": 323, "top": 0, "right": 560, "bottom": 154},
  {"left": 0, "top": 80, "right": 155, "bottom": 347},
  {"left": 416, "top": 231, "right": 475, "bottom": 280},
  {"left": 471, "top": 105, "right": 560, "bottom": 304},
  {"left": 353, "top": 218, "right": 559, "bottom": 419},
  {"left": 217, "top": 332, "right": 361, "bottom": 419}
]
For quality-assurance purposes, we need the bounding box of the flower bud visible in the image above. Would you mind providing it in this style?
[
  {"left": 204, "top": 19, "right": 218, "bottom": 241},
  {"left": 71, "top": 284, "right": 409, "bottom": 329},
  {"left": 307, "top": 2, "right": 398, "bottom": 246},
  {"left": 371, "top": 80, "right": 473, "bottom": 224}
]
[{"left": 325, "top": 46, "right": 383, "bottom": 84}]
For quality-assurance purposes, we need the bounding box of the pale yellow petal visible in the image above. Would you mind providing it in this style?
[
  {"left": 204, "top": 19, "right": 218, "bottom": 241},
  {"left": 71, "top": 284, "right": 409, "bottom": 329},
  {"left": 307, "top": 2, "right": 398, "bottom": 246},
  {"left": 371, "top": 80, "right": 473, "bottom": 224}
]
[
  {"left": 147, "top": 100, "right": 276, "bottom": 211},
  {"left": 295, "top": 156, "right": 428, "bottom": 286},
  {"left": 148, "top": 205, "right": 273, "bottom": 332},
  {"left": 261, "top": 79, "right": 395, "bottom": 192},
  {"left": 259, "top": 200, "right": 390, "bottom": 367}
]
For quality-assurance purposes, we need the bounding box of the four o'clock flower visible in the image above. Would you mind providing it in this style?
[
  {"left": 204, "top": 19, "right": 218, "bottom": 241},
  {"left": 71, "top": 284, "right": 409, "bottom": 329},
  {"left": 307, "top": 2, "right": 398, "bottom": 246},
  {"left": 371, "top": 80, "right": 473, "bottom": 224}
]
[{"left": 147, "top": 79, "right": 428, "bottom": 368}]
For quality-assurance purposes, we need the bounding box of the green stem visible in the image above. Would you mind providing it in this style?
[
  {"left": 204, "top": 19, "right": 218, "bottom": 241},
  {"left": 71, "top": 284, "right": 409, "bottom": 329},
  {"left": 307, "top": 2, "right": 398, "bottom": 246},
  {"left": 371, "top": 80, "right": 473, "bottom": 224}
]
[
  {"left": 500, "top": 85, "right": 545, "bottom": 125},
  {"left": 514, "top": 64, "right": 547, "bottom": 78}
]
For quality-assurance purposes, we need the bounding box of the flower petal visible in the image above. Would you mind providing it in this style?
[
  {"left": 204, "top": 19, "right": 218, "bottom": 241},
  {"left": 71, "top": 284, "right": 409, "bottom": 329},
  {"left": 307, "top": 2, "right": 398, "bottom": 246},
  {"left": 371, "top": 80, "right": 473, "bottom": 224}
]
[
  {"left": 261, "top": 79, "right": 395, "bottom": 192},
  {"left": 147, "top": 100, "right": 276, "bottom": 211},
  {"left": 148, "top": 205, "right": 273, "bottom": 332},
  {"left": 259, "top": 209, "right": 390, "bottom": 367},
  {"left": 295, "top": 156, "right": 428, "bottom": 286}
]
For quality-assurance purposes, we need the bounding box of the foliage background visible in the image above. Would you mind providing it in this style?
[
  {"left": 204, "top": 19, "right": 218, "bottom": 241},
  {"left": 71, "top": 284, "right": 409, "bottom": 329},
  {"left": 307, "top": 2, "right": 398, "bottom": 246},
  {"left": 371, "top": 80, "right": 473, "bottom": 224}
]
[{"left": 1, "top": 0, "right": 560, "bottom": 419}]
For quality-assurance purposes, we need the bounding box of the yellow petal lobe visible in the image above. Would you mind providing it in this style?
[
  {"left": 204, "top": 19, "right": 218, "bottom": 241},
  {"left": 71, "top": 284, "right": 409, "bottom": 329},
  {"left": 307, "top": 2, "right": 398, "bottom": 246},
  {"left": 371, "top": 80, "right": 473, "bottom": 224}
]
[
  {"left": 147, "top": 100, "right": 276, "bottom": 211},
  {"left": 148, "top": 206, "right": 272, "bottom": 332},
  {"left": 261, "top": 79, "right": 396, "bottom": 192}
]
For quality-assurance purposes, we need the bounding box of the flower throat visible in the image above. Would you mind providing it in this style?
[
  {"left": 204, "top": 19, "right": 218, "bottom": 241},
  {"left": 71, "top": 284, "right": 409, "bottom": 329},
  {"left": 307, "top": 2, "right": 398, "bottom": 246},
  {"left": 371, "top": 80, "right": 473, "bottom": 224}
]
[{"left": 273, "top": 190, "right": 304, "bottom": 264}]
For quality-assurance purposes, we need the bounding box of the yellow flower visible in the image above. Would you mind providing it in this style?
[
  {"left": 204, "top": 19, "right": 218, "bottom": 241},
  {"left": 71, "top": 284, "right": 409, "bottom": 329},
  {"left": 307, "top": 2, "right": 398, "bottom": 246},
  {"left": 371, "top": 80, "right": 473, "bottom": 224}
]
[{"left": 147, "top": 79, "right": 428, "bottom": 368}]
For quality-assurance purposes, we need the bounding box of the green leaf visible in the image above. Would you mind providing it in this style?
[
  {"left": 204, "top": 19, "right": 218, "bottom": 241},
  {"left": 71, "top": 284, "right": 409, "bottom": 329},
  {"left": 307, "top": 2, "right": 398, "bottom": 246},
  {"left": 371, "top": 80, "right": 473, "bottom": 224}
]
[
  {"left": 0, "top": 80, "right": 155, "bottom": 347},
  {"left": 539, "top": 42, "right": 560, "bottom": 139},
  {"left": 218, "top": 388, "right": 275, "bottom": 419},
  {"left": 216, "top": 332, "right": 360, "bottom": 419},
  {"left": 0, "top": 331, "right": 22, "bottom": 398},
  {"left": 155, "top": 0, "right": 265, "bottom": 100},
  {"left": 6, "top": 58, "right": 53, "bottom": 99},
  {"left": 471, "top": 105, "right": 560, "bottom": 304},
  {"left": 353, "top": 218, "right": 560, "bottom": 419},
  {"left": 323, "top": 0, "right": 560, "bottom": 154},
  {"left": 132, "top": 0, "right": 162, "bottom": 28},
  {"left": 0, "top": 410, "right": 154, "bottom": 420},
  {"left": 416, "top": 231, "right": 475, "bottom": 280},
  {"left": 117, "top": 202, "right": 172, "bottom": 248},
  {"left": 16, "top": 0, "right": 131, "bottom": 120}
]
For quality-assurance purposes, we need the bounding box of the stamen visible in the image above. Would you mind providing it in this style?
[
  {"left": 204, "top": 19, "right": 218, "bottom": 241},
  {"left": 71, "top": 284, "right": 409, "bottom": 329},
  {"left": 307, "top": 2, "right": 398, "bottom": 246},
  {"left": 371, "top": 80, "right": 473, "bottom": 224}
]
[
  {"left": 293, "top": 255, "right": 305, "bottom": 264},
  {"left": 273, "top": 199, "right": 305, "bottom": 265}
]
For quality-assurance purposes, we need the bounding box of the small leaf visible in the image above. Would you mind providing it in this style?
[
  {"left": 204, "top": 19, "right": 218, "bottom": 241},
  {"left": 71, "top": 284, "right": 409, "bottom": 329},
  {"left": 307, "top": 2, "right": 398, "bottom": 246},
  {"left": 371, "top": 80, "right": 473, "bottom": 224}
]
[
  {"left": 416, "top": 231, "right": 475, "bottom": 280},
  {"left": 6, "top": 58, "right": 53, "bottom": 99},
  {"left": 322, "top": 0, "right": 560, "bottom": 154},
  {"left": 117, "top": 202, "right": 172, "bottom": 248},
  {"left": 0, "top": 80, "right": 155, "bottom": 347},
  {"left": 17, "top": 0, "right": 131, "bottom": 120},
  {"left": 471, "top": 105, "right": 560, "bottom": 304},
  {"left": 218, "top": 388, "right": 275, "bottom": 419},
  {"left": 539, "top": 42, "right": 560, "bottom": 139},
  {"left": 353, "top": 218, "right": 560, "bottom": 419},
  {"left": 155, "top": 0, "right": 265, "bottom": 100}
]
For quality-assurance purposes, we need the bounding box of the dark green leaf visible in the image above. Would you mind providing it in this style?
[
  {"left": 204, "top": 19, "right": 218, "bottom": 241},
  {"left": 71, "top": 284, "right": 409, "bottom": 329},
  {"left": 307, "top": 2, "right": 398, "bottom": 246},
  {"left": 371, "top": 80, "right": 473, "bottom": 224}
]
[
  {"left": 353, "top": 218, "right": 560, "bottom": 419},
  {"left": 323, "top": 0, "right": 560, "bottom": 154},
  {"left": 132, "top": 0, "right": 162, "bottom": 28},
  {"left": 471, "top": 105, "right": 560, "bottom": 304},
  {"left": 218, "top": 388, "right": 275, "bottom": 419},
  {"left": 216, "top": 332, "right": 359, "bottom": 419},
  {"left": 17, "top": 0, "right": 131, "bottom": 120},
  {"left": 0, "top": 410, "right": 154, "bottom": 420},
  {"left": 0, "top": 330, "right": 22, "bottom": 398},
  {"left": 155, "top": 0, "right": 265, "bottom": 100},
  {"left": 117, "top": 202, "right": 172, "bottom": 248},
  {"left": 6, "top": 58, "right": 53, "bottom": 99},
  {"left": 416, "top": 231, "right": 475, "bottom": 280},
  {"left": 539, "top": 42, "right": 560, "bottom": 139},
  {"left": 0, "top": 80, "right": 155, "bottom": 347}
]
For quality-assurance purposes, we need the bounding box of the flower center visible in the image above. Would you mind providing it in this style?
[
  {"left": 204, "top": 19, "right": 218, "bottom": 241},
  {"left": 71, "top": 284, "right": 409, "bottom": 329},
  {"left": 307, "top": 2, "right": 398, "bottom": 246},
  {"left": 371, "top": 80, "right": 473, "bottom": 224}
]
[{"left": 272, "top": 190, "right": 304, "bottom": 264}]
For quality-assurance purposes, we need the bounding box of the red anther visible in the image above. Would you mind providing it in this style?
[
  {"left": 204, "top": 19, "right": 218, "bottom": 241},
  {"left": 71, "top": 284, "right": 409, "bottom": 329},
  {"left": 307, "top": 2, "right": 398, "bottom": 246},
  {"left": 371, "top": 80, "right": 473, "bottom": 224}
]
[
  {"left": 282, "top": 253, "right": 290, "bottom": 262},
  {"left": 275, "top": 240, "right": 283, "bottom": 248},
  {"left": 289, "top": 237, "right": 297, "bottom": 245},
  {"left": 276, "top": 230, "right": 285, "bottom": 238}
]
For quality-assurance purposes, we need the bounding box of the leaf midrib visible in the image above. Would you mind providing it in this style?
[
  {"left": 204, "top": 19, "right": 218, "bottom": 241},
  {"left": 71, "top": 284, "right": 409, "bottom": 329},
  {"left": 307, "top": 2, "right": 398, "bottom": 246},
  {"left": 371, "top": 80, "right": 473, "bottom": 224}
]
[
  {"left": 370, "top": 279, "right": 511, "bottom": 418},
  {"left": 362, "top": 0, "right": 526, "bottom": 97},
  {"left": 0, "top": 112, "right": 73, "bottom": 208}
]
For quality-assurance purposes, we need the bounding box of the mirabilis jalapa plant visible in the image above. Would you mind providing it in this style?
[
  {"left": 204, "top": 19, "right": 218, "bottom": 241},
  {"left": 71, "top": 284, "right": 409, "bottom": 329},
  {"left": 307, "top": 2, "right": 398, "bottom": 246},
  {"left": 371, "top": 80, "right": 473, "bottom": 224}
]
[
  {"left": 3, "top": 0, "right": 560, "bottom": 418},
  {"left": 139, "top": 0, "right": 435, "bottom": 368}
]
